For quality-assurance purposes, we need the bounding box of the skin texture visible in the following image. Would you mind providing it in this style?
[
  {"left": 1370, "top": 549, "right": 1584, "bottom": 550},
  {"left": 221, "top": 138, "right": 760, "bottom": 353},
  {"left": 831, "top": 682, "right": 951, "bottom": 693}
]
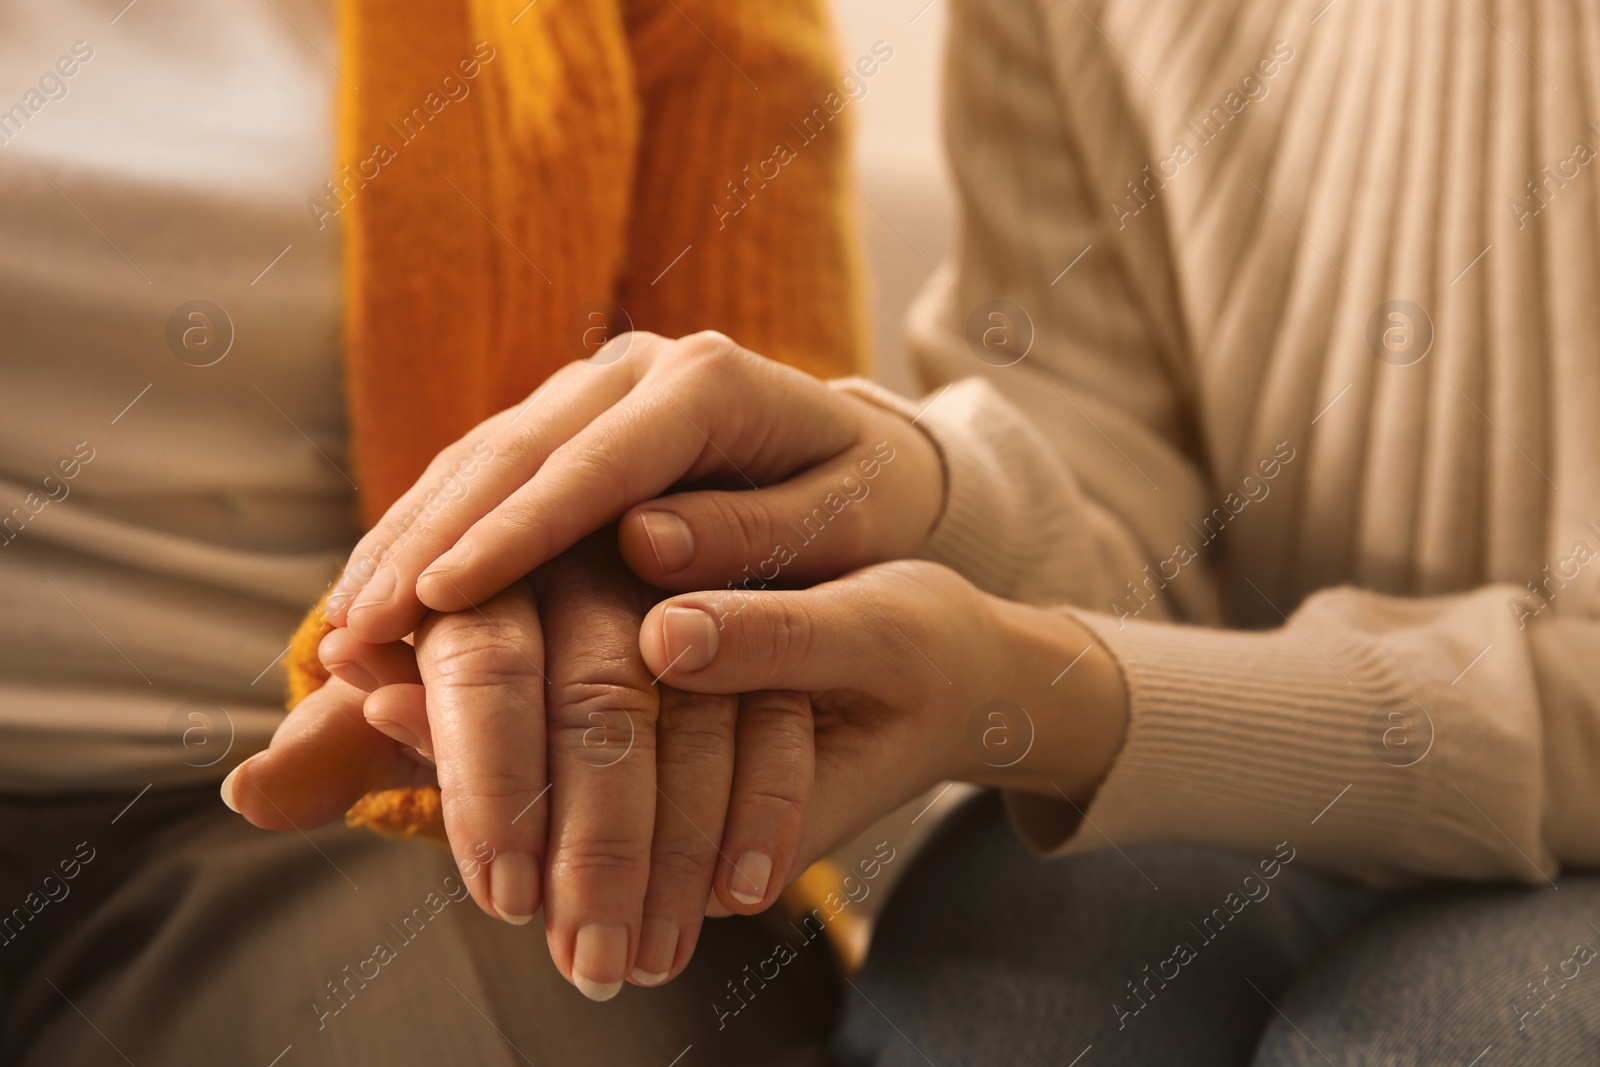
[
  {"left": 234, "top": 555, "right": 1128, "bottom": 995},
  {"left": 241, "top": 539, "right": 818, "bottom": 995},
  {"left": 233, "top": 330, "right": 1130, "bottom": 998},
  {"left": 320, "top": 331, "right": 944, "bottom": 645}
]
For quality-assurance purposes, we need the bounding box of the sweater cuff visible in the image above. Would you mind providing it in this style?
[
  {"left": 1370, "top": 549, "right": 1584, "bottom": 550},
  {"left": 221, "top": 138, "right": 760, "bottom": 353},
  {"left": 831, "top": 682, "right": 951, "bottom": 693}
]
[
  {"left": 831, "top": 376, "right": 1097, "bottom": 605},
  {"left": 1006, "top": 596, "right": 1556, "bottom": 887}
]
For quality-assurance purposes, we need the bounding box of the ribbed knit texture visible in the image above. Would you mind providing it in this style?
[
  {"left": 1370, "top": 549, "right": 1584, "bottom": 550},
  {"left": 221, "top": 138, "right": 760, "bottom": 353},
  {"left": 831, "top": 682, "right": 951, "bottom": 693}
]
[
  {"left": 336, "top": 0, "right": 864, "bottom": 527},
  {"left": 1027, "top": 587, "right": 1553, "bottom": 887},
  {"left": 904, "top": 0, "right": 1600, "bottom": 885}
]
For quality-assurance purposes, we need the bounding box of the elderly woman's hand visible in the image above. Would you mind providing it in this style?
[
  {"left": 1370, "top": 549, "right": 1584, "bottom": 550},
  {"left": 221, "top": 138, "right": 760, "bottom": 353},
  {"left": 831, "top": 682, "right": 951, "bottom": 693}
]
[
  {"left": 230, "top": 550, "right": 1130, "bottom": 999},
  {"left": 231, "top": 535, "right": 821, "bottom": 1000},
  {"left": 320, "top": 331, "right": 944, "bottom": 644}
]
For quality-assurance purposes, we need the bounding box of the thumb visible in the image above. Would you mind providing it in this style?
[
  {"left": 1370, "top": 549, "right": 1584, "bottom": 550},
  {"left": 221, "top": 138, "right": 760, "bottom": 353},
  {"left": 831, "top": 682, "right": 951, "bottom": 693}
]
[
  {"left": 222, "top": 676, "right": 432, "bottom": 831},
  {"left": 638, "top": 562, "right": 958, "bottom": 700},
  {"left": 618, "top": 450, "right": 888, "bottom": 593}
]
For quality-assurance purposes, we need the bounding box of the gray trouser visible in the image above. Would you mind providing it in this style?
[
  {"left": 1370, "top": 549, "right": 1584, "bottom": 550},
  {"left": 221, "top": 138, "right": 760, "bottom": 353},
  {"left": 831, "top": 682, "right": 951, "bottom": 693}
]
[
  {"left": 835, "top": 793, "right": 1600, "bottom": 1066},
  {"left": 0, "top": 786, "right": 833, "bottom": 1066},
  {"left": 4, "top": 788, "right": 1597, "bottom": 1066}
]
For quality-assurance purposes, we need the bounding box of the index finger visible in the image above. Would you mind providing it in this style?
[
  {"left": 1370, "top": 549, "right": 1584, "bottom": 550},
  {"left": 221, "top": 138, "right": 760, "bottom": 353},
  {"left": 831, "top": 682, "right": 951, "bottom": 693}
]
[
  {"left": 222, "top": 676, "right": 435, "bottom": 830},
  {"left": 330, "top": 340, "right": 659, "bottom": 638},
  {"left": 412, "top": 335, "right": 858, "bottom": 614}
]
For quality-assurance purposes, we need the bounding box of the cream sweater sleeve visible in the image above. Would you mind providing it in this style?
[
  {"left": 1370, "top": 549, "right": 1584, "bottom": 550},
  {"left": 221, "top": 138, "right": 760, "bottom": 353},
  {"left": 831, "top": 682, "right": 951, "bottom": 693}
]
[{"left": 845, "top": 0, "right": 1600, "bottom": 887}]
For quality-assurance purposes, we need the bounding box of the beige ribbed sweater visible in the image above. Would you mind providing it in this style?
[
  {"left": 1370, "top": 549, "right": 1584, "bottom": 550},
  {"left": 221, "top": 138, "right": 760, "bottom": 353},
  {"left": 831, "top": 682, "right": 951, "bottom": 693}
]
[{"left": 888, "top": 0, "right": 1600, "bottom": 886}]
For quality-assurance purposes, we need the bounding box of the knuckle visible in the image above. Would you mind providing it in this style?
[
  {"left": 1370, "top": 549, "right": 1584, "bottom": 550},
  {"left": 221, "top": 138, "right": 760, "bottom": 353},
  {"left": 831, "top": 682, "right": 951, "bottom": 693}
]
[
  {"left": 646, "top": 838, "right": 717, "bottom": 884},
  {"left": 548, "top": 682, "right": 658, "bottom": 746},
  {"left": 659, "top": 332, "right": 754, "bottom": 392},
  {"left": 551, "top": 678, "right": 657, "bottom": 719},
  {"left": 485, "top": 503, "right": 549, "bottom": 546},
  {"left": 678, "top": 330, "right": 742, "bottom": 370},
  {"left": 873, "top": 557, "right": 962, "bottom": 595},
  {"left": 736, "top": 784, "right": 808, "bottom": 827},
  {"left": 657, "top": 713, "right": 736, "bottom": 766},
  {"left": 424, "top": 626, "right": 535, "bottom": 688},
  {"left": 439, "top": 772, "right": 547, "bottom": 809},
  {"left": 551, "top": 834, "right": 651, "bottom": 881},
  {"left": 547, "top": 436, "right": 633, "bottom": 510},
  {"left": 739, "top": 703, "right": 813, "bottom": 767},
  {"left": 551, "top": 431, "right": 622, "bottom": 482},
  {"left": 546, "top": 628, "right": 647, "bottom": 685},
  {"left": 859, "top": 562, "right": 944, "bottom": 630},
  {"left": 760, "top": 602, "right": 814, "bottom": 678},
  {"left": 705, "top": 492, "right": 774, "bottom": 567},
  {"left": 487, "top": 422, "right": 543, "bottom": 474},
  {"left": 620, "top": 330, "right": 668, "bottom": 372},
  {"left": 744, "top": 690, "right": 812, "bottom": 726}
]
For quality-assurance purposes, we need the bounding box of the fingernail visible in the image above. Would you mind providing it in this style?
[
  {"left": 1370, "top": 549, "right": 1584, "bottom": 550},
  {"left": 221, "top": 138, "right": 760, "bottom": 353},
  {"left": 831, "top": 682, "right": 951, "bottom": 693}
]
[
  {"left": 489, "top": 852, "right": 538, "bottom": 925},
  {"left": 219, "top": 753, "right": 261, "bottom": 813},
  {"left": 632, "top": 915, "right": 678, "bottom": 986},
  {"left": 573, "top": 921, "right": 629, "bottom": 1001},
  {"left": 349, "top": 564, "right": 397, "bottom": 615},
  {"left": 421, "top": 542, "right": 470, "bottom": 584},
  {"left": 662, "top": 607, "right": 718, "bottom": 672},
  {"left": 639, "top": 511, "right": 695, "bottom": 574},
  {"left": 372, "top": 718, "right": 427, "bottom": 756},
  {"left": 326, "top": 660, "right": 380, "bottom": 692},
  {"left": 325, "top": 589, "right": 351, "bottom": 618},
  {"left": 730, "top": 851, "right": 772, "bottom": 906}
]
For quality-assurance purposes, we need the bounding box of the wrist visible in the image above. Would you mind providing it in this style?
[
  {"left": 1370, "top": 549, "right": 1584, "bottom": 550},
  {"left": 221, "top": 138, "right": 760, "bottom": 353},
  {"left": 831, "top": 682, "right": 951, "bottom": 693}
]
[
  {"left": 832, "top": 383, "right": 947, "bottom": 563},
  {"left": 955, "top": 595, "right": 1129, "bottom": 802}
]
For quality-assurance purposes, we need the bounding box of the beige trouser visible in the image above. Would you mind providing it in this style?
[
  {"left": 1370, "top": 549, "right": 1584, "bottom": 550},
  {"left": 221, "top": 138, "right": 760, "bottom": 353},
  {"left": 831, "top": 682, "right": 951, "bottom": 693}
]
[{"left": 0, "top": 786, "right": 834, "bottom": 1066}]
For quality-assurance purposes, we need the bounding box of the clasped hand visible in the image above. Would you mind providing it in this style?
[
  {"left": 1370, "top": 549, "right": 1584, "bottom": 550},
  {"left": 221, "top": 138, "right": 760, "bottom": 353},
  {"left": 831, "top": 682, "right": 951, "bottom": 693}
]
[{"left": 225, "top": 332, "right": 1127, "bottom": 1000}]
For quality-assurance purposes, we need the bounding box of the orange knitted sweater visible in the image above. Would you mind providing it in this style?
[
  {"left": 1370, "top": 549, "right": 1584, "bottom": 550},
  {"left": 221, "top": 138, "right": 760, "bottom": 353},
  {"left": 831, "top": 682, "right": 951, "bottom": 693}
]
[{"left": 282, "top": 0, "right": 865, "bottom": 837}]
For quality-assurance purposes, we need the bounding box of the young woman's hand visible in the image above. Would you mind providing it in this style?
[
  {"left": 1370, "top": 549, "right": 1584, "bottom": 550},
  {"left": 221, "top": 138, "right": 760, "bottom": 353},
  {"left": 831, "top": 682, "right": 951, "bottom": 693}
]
[
  {"left": 639, "top": 560, "right": 1133, "bottom": 870},
  {"left": 322, "top": 331, "right": 943, "bottom": 645}
]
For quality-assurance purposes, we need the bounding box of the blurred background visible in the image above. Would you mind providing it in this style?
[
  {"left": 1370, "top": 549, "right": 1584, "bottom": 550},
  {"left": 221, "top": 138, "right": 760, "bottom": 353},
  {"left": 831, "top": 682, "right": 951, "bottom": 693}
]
[{"left": 828, "top": 0, "right": 953, "bottom": 395}]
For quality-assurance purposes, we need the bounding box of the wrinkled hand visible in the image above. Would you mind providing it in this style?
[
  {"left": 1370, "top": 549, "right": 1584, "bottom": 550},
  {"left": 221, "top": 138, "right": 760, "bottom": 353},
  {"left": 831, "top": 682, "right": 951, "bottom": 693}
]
[
  {"left": 231, "top": 537, "right": 821, "bottom": 1000},
  {"left": 321, "top": 331, "right": 943, "bottom": 644}
]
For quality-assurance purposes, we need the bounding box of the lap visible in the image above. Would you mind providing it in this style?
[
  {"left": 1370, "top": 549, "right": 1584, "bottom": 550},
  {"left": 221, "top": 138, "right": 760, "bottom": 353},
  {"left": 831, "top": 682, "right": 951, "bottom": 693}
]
[
  {"left": 13, "top": 787, "right": 1588, "bottom": 1067},
  {"left": 833, "top": 792, "right": 1387, "bottom": 1067},
  {"left": 840, "top": 793, "right": 1599, "bottom": 1067},
  {"left": 0, "top": 787, "right": 830, "bottom": 1067},
  {"left": 1253, "top": 872, "right": 1600, "bottom": 1066}
]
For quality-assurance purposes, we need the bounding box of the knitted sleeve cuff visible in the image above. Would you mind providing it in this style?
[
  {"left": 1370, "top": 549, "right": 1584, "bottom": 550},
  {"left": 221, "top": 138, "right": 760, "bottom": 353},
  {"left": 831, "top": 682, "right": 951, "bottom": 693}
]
[
  {"left": 831, "top": 376, "right": 1101, "bottom": 606},
  {"left": 1005, "top": 588, "right": 1556, "bottom": 888}
]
